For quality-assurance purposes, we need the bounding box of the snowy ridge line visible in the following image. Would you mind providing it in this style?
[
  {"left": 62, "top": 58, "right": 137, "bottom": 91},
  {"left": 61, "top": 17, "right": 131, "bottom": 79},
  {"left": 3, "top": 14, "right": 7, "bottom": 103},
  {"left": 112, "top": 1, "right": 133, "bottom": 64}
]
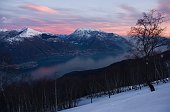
[
  {"left": 18, "top": 28, "right": 42, "bottom": 37},
  {"left": 74, "top": 28, "right": 103, "bottom": 32},
  {"left": 0, "top": 29, "right": 8, "bottom": 32},
  {"left": 4, "top": 28, "right": 43, "bottom": 43}
]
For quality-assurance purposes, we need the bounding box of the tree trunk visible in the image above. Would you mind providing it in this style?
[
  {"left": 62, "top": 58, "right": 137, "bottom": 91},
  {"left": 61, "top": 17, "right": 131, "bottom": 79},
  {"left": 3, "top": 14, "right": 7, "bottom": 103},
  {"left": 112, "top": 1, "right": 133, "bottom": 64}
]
[{"left": 147, "top": 82, "right": 155, "bottom": 92}]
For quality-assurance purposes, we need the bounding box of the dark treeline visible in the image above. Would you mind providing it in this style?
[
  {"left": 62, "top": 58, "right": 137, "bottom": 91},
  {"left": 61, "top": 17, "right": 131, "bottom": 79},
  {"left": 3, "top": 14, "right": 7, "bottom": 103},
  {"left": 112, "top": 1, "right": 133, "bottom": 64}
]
[{"left": 0, "top": 50, "right": 170, "bottom": 112}]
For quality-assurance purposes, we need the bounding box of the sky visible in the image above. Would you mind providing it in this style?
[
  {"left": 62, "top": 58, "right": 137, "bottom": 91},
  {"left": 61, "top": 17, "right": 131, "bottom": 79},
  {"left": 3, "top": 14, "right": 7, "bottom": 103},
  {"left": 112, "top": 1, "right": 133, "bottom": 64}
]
[{"left": 0, "top": 0, "right": 170, "bottom": 36}]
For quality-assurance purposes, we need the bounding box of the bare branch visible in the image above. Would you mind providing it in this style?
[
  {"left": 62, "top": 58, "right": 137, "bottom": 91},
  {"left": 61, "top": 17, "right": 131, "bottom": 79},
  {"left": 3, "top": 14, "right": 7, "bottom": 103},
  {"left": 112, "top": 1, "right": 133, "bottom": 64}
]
[{"left": 129, "top": 9, "right": 169, "bottom": 58}]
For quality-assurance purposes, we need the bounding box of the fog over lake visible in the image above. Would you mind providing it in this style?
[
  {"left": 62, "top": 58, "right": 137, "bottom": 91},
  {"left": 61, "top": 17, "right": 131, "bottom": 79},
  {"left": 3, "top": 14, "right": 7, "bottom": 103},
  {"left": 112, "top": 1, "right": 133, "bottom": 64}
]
[{"left": 31, "top": 54, "right": 126, "bottom": 79}]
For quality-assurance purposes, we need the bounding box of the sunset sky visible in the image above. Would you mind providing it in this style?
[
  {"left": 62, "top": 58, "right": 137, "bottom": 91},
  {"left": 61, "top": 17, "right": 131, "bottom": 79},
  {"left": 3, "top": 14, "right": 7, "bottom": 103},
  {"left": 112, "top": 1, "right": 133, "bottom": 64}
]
[{"left": 0, "top": 0, "right": 170, "bottom": 36}]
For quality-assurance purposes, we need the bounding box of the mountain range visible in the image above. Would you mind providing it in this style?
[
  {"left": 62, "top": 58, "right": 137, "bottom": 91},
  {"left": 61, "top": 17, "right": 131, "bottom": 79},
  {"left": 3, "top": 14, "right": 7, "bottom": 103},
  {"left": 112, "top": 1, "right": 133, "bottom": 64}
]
[{"left": 0, "top": 28, "right": 131, "bottom": 65}]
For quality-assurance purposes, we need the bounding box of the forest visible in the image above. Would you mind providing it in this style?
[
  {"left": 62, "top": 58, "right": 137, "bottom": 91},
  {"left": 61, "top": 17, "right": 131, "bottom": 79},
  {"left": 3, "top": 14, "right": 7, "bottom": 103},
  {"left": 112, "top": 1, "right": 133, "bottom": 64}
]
[{"left": 0, "top": 50, "right": 170, "bottom": 112}]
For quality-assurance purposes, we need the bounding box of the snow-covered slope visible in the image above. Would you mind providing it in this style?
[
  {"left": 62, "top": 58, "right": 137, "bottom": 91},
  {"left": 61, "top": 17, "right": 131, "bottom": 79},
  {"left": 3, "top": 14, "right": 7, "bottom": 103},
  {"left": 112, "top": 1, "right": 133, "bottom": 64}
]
[
  {"left": 62, "top": 82, "right": 170, "bottom": 112},
  {"left": 74, "top": 28, "right": 102, "bottom": 34},
  {"left": 0, "top": 28, "right": 42, "bottom": 42},
  {"left": 18, "top": 28, "right": 42, "bottom": 37},
  {"left": 76, "top": 28, "right": 101, "bottom": 32},
  {"left": 0, "top": 29, "right": 8, "bottom": 32},
  {"left": 70, "top": 28, "right": 104, "bottom": 39}
]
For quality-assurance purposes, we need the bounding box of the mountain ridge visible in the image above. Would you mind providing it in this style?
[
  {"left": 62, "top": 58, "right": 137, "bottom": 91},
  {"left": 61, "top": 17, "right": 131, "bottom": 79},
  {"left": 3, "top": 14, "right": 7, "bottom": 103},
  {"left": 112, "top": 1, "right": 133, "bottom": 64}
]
[
  {"left": 0, "top": 27, "right": 168, "bottom": 65},
  {"left": 0, "top": 27, "right": 130, "bottom": 65},
  {"left": 0, "top": 27, "right": 121, "bottom": 42}
]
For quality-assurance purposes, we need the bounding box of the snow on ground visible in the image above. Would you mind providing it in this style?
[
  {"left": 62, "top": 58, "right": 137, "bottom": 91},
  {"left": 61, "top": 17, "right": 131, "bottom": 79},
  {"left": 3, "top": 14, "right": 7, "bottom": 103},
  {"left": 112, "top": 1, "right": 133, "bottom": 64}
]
[{"left": 61, "top": 82, "right": 170, "bottom": 112}]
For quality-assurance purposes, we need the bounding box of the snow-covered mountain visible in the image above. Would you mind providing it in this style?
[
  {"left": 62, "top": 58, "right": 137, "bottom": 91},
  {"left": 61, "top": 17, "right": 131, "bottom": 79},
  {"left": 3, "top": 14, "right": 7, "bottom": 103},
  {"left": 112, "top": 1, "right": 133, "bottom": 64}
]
[
  {"left": 69, "top": 28, "right": 120, "bottom": 40},
  {"left": 18, "top": 28, "right": 42, "bottom": 38},
  {"left": 67, "top": 28, "right": 130, "bottom": 55},
  {"left": 0, "top": 28, "right": 42, "bottom": 43},
  {"left": 70, "top": 28, "right": 103, "bottom": 39},
  {"left": 0, "top": 27, "right": 131, "bottom": 64},
  {"left": 0, "top": 29, "right": 8, "bottom": 32}
]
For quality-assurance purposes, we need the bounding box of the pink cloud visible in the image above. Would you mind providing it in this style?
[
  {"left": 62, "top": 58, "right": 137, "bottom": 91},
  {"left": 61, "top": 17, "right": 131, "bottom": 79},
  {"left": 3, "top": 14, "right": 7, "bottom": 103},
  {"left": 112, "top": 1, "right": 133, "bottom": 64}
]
[{"left": 21, "top": 3, "right": 59, "bottom": 14}]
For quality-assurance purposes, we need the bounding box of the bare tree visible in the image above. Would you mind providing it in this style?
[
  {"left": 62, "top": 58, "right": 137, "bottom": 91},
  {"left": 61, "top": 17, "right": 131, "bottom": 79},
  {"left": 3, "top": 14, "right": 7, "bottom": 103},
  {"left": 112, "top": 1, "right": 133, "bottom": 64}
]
[
  {"left": 88, "top": 79, "right": 96, "bottom": 103},
  {"left": 128, "top": 9, "right": 169, "bottom": 91},
  {"left": 54, "top": 80, "right": 58, "bottom": 112},
  {"left": 129, "top": 9, "right": 169, "bottom": 57},
  {"left": 104, "top": 72, "right": 112, "bottom": 98}
]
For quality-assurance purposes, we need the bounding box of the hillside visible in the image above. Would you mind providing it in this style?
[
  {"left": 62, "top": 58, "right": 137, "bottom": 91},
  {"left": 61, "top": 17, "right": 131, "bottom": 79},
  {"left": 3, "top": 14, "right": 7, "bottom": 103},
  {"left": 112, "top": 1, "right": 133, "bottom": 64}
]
[
  {"left": 62, "top": 82, "right": 170, "bottom": 112},
  {"left": 1, "top": 51, "right": 170, "bottom": 112}
]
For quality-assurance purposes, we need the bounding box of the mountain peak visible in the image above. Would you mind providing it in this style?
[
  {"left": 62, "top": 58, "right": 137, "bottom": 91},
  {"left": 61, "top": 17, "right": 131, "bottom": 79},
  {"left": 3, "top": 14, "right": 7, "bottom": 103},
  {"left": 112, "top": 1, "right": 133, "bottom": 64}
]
[
  {"left": 0, "top": 29, "right": 8, "bottom": 32},
  {"left": 3, "top": 28, "right": 42, "bottom": 43},
  {"left": 18, "top": 28, "right": 42, "bottom": 37},
  {"left": 71, "top": 28, "right": 104, "bottom": 39},
  {"left": 75, "top": 28, "right": 101, "bottom": 32}
]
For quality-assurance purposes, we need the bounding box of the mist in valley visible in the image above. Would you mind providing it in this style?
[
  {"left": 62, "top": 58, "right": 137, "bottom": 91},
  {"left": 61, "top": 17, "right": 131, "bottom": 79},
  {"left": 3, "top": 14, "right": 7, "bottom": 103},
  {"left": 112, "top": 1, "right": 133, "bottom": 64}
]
[{"left": 31, "top": 54, "right": 127, "bottom": 79}]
